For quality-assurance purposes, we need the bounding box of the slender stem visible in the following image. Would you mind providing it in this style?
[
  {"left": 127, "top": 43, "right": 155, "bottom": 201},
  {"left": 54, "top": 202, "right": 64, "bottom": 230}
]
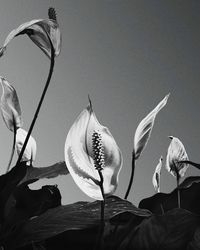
[
  {"left": 177, "top": 175, "right": 180, "bottom": 208},
  {"left": 6, "top": 125, "right": 16, "bottom": 173},
  {"left": 160, "top": 204, "right": 165, "bottom": 215},
  {"left": 124, "top": 153, "right": 135, "bottom": 199},
  {"left": 94, "top": 170, "right": 105, "bottom": 250},
  {"left": 16, "top": 40, "right": 55, "bottom": 166}
]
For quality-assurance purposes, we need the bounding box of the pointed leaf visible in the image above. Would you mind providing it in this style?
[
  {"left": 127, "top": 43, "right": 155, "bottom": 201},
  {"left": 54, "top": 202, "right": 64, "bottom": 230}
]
[
  {"left": 134, "top": 94, "right": 169, "bottom": 160},
  {"left": 0, "top": 76, "right": 22, "bottom": 131},
  {"left": 19, "top": 161, "right": 69, "bottom": 184}
]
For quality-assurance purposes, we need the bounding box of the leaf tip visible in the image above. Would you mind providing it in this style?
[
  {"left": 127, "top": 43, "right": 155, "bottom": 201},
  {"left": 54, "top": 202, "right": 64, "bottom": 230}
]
[{"left": 87, "top": 94, "right": 93, "bottom": 113}]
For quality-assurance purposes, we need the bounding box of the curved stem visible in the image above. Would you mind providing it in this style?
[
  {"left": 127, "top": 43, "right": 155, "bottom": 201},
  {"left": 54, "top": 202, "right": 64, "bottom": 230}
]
[
  {"left": 6, "top": 126, "right": 16, "bottom": 173},
  {"left": 94, "top": 171, "right": 105, "bottom": 250},
  {"left": 16, "top": 40, "right": 55, "bottom": 166},
  {"left": 124, "top": 153, "right": 135, "bottom": 199}
]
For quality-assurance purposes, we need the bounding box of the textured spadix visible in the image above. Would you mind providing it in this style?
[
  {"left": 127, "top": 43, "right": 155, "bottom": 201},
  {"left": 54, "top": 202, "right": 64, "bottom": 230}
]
[
  {"left": 0, "top": 8, "right": 61, "bottom": 59},
  {"left": 16, "top": 128, "right": 37, "bottom": 164},
  {"left": 152, "top": 156, "right": 163, "bottom": 193},
  {"left": 64, "top": 103, "right": 123, "bottom": 200},
  {"left": 134, "top": 94, "right": 169, "bottom": 160},
  {"left": 0, "top": 76, "right": 22, "bottom": 131},
  {"left": 166, "top": 136, "right": 189, "bottom": 178}
]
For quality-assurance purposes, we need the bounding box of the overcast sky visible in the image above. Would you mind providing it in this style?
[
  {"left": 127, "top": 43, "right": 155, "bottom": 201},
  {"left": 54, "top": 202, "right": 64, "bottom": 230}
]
[{"left": 0, "top": 0, "right": 200, "bottom": 205}]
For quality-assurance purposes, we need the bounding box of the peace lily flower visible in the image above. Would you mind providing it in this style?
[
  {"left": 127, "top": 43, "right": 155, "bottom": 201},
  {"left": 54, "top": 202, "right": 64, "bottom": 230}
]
[
  {"left": 0, "top": 76, "right": 22, "bottom": 131},
  {"left": 166, "top": 136, "right": 189, "bottom": 179},
  {"left": 16, "top": 128, "right": 37, "bottom": 165},
  {"left": 166, "top": 136, "right": 189, "bottom": 208},
  {"left": 152, "top": 156, "right": 163, "bottom": 193},
  {"left": 0, "top": 8, "right": 61, "bottom": 59},
  {"left": 64, "top": 102, "right": 123, "bottom": 200}
]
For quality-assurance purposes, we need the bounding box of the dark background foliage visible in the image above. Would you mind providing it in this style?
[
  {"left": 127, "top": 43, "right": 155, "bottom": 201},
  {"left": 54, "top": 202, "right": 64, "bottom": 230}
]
[{"left": 0, "top": 162, "right": 200, "bottom": 250}]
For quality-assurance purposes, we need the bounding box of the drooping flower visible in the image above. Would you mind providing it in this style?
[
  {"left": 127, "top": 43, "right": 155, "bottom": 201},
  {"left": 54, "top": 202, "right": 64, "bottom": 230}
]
[
  {"left": 0, "top": 76, "right": 22, "bottom": 131},
  {"left": 64, "top": 102, "right": 123, "bottom": 200},
  {"left": 0, "top": 8, "right": 61, "bottom": 59},
  {"left": 152, "top": 156, "right": 163, "bottom": 193},
  {"left": 16, "top": 128, "right": 37, "bottom": 164},
  {"left": 134, "top": 94, "right": 169, "bottom": 160},
  {"left": 166, "top": 136, "right": 189, "bottom": 178}
]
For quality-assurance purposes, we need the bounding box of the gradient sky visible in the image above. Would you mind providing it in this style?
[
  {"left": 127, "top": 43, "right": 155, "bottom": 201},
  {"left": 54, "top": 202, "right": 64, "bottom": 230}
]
[{"left": 0, "top": 0, "right": 200, "bottom": 206}]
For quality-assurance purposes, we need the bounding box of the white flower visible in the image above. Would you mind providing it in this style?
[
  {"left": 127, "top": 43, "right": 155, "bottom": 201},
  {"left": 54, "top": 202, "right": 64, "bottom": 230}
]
[
  {"left": 64, "top": 103, "right": 123, "bottom": 200},
  {"left": 134, "top": 94, "right": 169, "bottom": 160},
  {"left": 0, "top": 8, "right": 61, "bottom": 59},
  {"left": 152, "top": 156, "right": 163, "bottom": 193},
  {"left": 166, "top": 136, "right": 189, "bottom": 178},
  {"left": 16, "top": 128, "right": 37, "bottom": 164},
  {"left": 0, "top": 76, "right": 22, "bottom": 131}
]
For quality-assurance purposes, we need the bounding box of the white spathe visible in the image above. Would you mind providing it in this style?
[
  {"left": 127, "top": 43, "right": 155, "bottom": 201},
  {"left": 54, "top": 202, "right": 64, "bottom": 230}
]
[
  {"left": 16, "top": 128, "right": 37, "bottom": 164},
  {"left": 0, "top": 76, "right": 22, "bottom": 131},
  {"left": 64, "top": 103, "right": 123, "bottom": 200},
  {"left": 166, "top": 136, "right": 189, "bottom": 178}
]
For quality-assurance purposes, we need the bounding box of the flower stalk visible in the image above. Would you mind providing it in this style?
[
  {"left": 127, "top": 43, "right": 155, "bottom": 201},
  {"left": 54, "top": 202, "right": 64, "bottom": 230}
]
[
  {"left": 124, "top": 152, "right": 135, "bottom": 199},
  {"left": 92, "top": 131, "right": 105, "bottom": 250},
  {"left": 16, "top": 37, "right": 55, "bottom": 166},
  {"left": 177, "top": 173, "right": 181, "bottom": 208}
]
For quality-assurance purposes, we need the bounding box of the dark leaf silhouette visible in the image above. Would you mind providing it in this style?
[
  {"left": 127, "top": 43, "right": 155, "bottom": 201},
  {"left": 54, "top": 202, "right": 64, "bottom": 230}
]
[
  {"left": 6, "top": 196, "right": 150, "bottom": 249},
  {"left": 139, "top": 176, "right": 200, "bottom": 215},
  {"left": 128, "top": 209, "right": 200, "bottom": 250},
  {"left": 0, "top": 162, "right": 27, "bottom": 222},
  {"left": 187, "top": 227, "right": 200, "bottom": 250},
  {"left": 179, "top": 176, "right": 200, "bottom": 189}
]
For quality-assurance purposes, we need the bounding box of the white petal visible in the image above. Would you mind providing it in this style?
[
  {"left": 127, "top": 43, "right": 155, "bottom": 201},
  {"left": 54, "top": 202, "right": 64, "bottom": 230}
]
[
  {"left": 166, "top": 136, "right": 189, "bottom": 178},
  {"left": 0, "top": 19, "right": 61, "bottom": 59},
  {"left": 152, "top": 156, "right": 163, "bottom": 193},
  {"left": 134, "top": 94, "right": 169, "bottom": 160},
  {"left": 0, "top": 77, "right": 22, "bottom": 131},
  {"left": 16, "top": 128, "right": 37, "bottom": 163},
  {"left": 64, "top": 103, "right": 123, "bottom": 200}
]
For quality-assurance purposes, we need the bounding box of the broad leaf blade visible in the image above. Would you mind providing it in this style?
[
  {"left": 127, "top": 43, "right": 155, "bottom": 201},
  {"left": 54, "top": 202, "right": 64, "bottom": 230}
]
[
  {"left": 139, "top": 177, "right": 200, "bottom": 215},
  {"left": 130, "top": 209, "right": 199, "bottom": 250},
  {"left": 19, "top": 161, "right": 69, "bottom": 184},
  {"left": 10, "top": 196, "right": 151, "bottom": 248}
]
